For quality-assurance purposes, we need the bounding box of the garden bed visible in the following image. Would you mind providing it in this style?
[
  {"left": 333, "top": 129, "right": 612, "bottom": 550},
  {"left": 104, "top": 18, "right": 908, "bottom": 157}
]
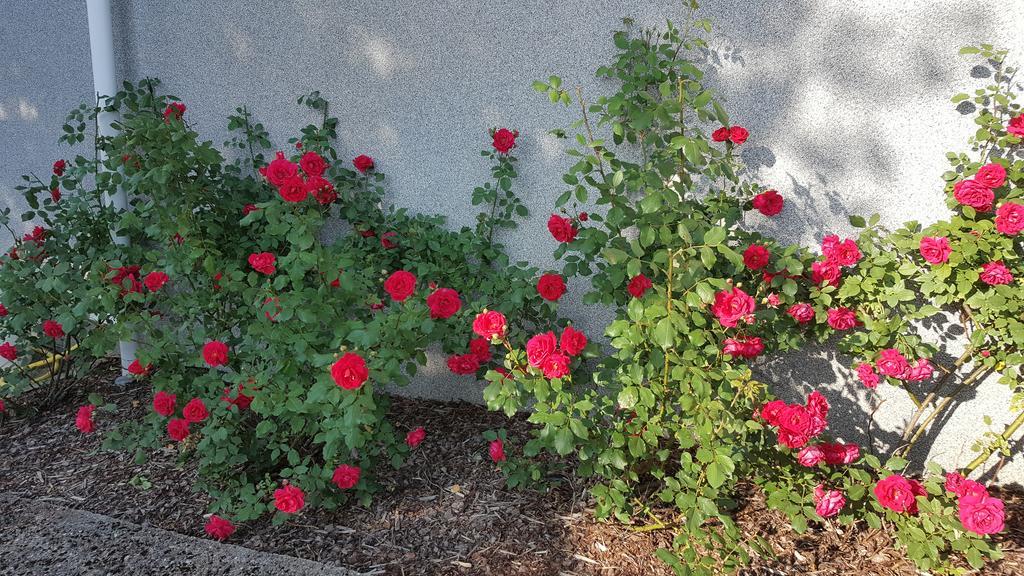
[{"left": 0, "top": 362, "right": 1021, "bottom": 576}]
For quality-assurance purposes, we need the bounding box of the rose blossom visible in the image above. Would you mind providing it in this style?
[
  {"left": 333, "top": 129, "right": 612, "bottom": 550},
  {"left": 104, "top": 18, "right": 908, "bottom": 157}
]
[
  {"left": 0, "top": 342, "right": 17, "bottom": 361},
  {"left": 958, "top": 494, "right": 1005, "bottom": 535},
  {"left": 821, "top": 442, "right": 860, "bottom": 465},
  {"left": 492, "top": 128, "right": 518, "bottom": 153},
  {"left": 560, "top": 325, "right": 587, "bottom": 356},
  {"left": 263, "top": 152, "right": 298, "bottom": 186},
  {"left": 277, "top": 175, "right": 307, "bottom": 202},
  {"left": 383, "top": 270, "right": 417, "bottom": 301},
  {"left": 167, "top": 418, "right": 190, "bottom": 441},
  {"left": 995, "top": 202, "right": 1024, "bottom": 235},
  {"left": 472, "top": 310, "right": 507, "bottom": 340},
  {"left": 128, "top": 360, "right": 152, "bottom": 376},
  {"left": 903, "top": 358, "right": 934, "bottom": 382},
  {"left": 876, "top": 348, "right": 910, "bottom": 379},
  {"left": 953, "top": 179, "right": 994, "bottom": 211},
  {"left": 980, "top": 261, "right": 1013, "bottom": 285},
  {"left": 814, "top": 484, "right": 846, "bottom": 518},
  {"left": 826, "top": 307, "right": 858, "bottom": 330},
  {"left": 353, "top": 155, "right": 374, "bottom": 173},
  {"left": 856, "top": 362, "right": 880, "bottom": 389},
  {"left": 43, "top": 320, "right": 65, "bottom": 339},
  {"left": 711, "top": 127, "right": 729, "bottom": 142},
  {"left": 248, "top": 252, "right": 276, "bottom": 275},
  {"left": 53, "top": 159, "right": 66, "bottom": 176},
  {"left": 742, "top": 244, "right": 770, "bottom": 270},
  {"left": 243, "top": 203, "right": 259, "bottom": 216},
  {"left": 919, "top": 236, "right": 951, "bottom": 264},
  {"left": 447, "top": 353, "right": 481, "bottom": 375},
  {"left": 722, "top": 336, "right": 764, "bottom": 359},
  {"left": 469, "top": 337, "right": 491, "bottom": 362},
  {"left": 50, "top": 188, "right": 61, "bottom": 202},
  {"left": 273, "top": 484, "right": 305, "bottom": 514},
  {"left": 332, "top": 464, "right": 361, "bottom": 490},
  {"left": 426, "top": 288, "right": 462, "bottom": 319},
  {"left": 299, "top": 151, "right": 328, "bottom": 177},
  {"left": 765, "top": 293, "right": 781, "bottom": 308},
  {"left": 710, "top": 287, "right": 755, "bottom": 328},
  {"left": 75, "top": 404, "right": 96, "bottom": 433},
  {"left": 874, "top": 474, "right": 926, "bottom": 514},
  {"left": 541, "top": 352, "right": 571, "bottom": 379},
  {"left": 628, "top": 274, "right": 653, "bottom": 298},
  {"left": 728, "top": 125, "right": 748, "bottom": 144},
  {"left": 152, "top": 391, "right": 176, "bottom": 417},
  {"left": 163, "top": 102, "right": 186, "bottom": 121},
  {"left": 205, "top": 515, "right": 235, "bottom": 541},
  {"left": 759, "top": 400, "right": 786, "bottom": 425},
  {"left": 202, "top": 341, "right": 229, "bottom": 367},
  {"left": 1008, "top": 114, "right": 1024, "bottom": 136},
  {"left": 331, "top": 353, "right": 369, "bottom": 390},
  {"left": 526, "top": 331, "right": 557, "bottom": 367},
  {"left": 306, "top": 176, "right": 336, "bottom": 204},
  {"left": 183, "top": 398, "right": 209, "bottom": 423},
  {"left": 796, "top": 445, "right": 825, "bottom": 467},
  {"left": 811, "top": 259, "right": 841, "bottom": 287},
  {"left": 751, "top": 189, "right": 783, "bottom": 216},
  {"left": 806, "top": 391, "right": 829, "bottom": 436},
  {"left": 547, "top": 214, "right": 577, "bottom": 243},
  {"left": 974, "top": 163, "right": 1006, "bottom": 189},
  {"left": 489, "top": 439, "right": 506, "bottom": 463},
  {"left": 406, "top": 426, "right": 426, "bottom": 448},
  {"left": 775, "top": 405, "right": 812, "bottom": 449},
  {"left": 144, "top": 271, "right": 169, "bottom": 292},
  {"left": 536, "top": 273, "right": 566, "bottom": 301},
  {"left": 786, "top": 303, "right": 815, "bottom": 324}
]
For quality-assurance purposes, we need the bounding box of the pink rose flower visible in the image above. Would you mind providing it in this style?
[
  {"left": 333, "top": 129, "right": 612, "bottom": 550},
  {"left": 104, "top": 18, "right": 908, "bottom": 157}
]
[
  {"left": 974, "top": 163, "right": 1006, "bottom": 189},
  {"left": 919, "top": 236, "right": 951, "bottom": 264},
  {"left": 874, "top": 474, "right": 926, "bottom": 514},
  {"left": 876, "top": 348, "right": 910, "bottom": 379},
  {"left": 796, "top": 445, "right": 825, "bottom": 467},
  {"left": 722, "top": 336, "right": 764, "bottom": 359},
  {"left": 958, "top": 493, "right": 1005, "bottom": 535},
  {"left": 751, "top": 189, "right": 784, "bottom": 216},
  {"left": 953, "top": 179, "right": 994, "bottom": 211},
  {"left": 814, "top": 484, "right": 846, "bottom": 518},
  {"left": 786, "top": 303, "right": 815, "bottom": 324},
  {"left": 995, "top": 202, "right": 1024, "bottom": 235},
  {"left": 526, "top": 331, "right": 557, "bottom": 367},
  {"left": 856, "top": 362, "right": 880, "bottom": 389},
  {"left": 980, "top": 261, "right": 1013, "bottom": 286},
  {"left": 710, "top": 287, "right": 755, "bottom": 328},
  {"left": 826, "top": 307, "right": 858, "bottom": 330}
]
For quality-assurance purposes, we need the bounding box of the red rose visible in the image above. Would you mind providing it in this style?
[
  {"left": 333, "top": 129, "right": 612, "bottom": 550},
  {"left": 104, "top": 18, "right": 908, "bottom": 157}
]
[
  {"left": 711, "top": 127, "right": 730, "bottom": 142},
  {"left": 547, "top": 214, "right": 578, "bottom": 243},
  {"left": 263, "top": 152, "right": 298, "bottom": 186},
  {"left": 75, "top": 404, "right": 96, "bottom": 434},
  {"left": 273, "top": 484, "right": 305, "bottom": 514},
  {"left": 383, "top": 270, "right": 416, "bottom": 301},
  {"left": 953, "top": 179, "right": 994, "bottom": 211},
  {"left": 204, "top": 515, "right": 235, "bottom": 541},
  {"left": 876, "top": 348, "right": 909, "bottom": 379},
  {"left": 536, "top": 273, "right": 566, "bottom": 301},
  {"left": 805, "top": 391, "right": 829, "bottom": 435},
  {"left": 814, "top": 484, "right": 846, "bottom": 518},
  {"left": 331, "top": 352, "right": 369, "bottom": 390},
  {"left": 447, "top": 353, "right": 480, "bottom": 375},
  {"left": 380, "top": 231, "right": 397, "bottom": 249},
  {"left": 243, "top": 204, "right": 259, "bottom": 216},
  {"left": 52, "top": 159, "right": 66, "bottom": 176},
  {"left": 492, "top": 128, "right": 518, "bottom": 154},
  {"left": 183, "top": 398, "right": 209, "bottom": 423},
  {"left": 728, "top": 125, "right": 749, "bottom": 144},
  {"left": 974, "top": 163, "right": 1006, "bottom": 189},
  {"left": 202, "top": 340, "right": 229, "bottom": 367},
  {"left": 959, "top": 494, "right": 1005, "bottom": 535},
  {"left": 221, "top": 383, "right": 254, "bottom": 411},
  {"left": 722, "top": 336, "right": 763, "bottom": 359},
  {"left": 472, "top": 310, "right": 507, "bottom": 340},
  {"left": 526, "top": 331, "right": 557, "bottom": 367},
  {"left": 826, "top": 307, "right": 858, "bottom": 330},
  {"left": 277, "top": 175, "right": 308, "bottom": 203},
  {"left": 766, "top": 293, "right": 781, "bottom": 307},
  {"left": 406, "top": 426, "right": 426, "bottom": 448},
  {"left": 821, "top": 442, "right": 860, "bottom": 465},
  {"left": 918, "top": 236, "right": 951, "bottom": 264},
  {"left": 560, "top": 325, "right": 587, "bottom": 356},
  {"left": 995, "top": 202, "right": 1024, "bottom": 235},
  {"left": 980, "top": 261, "right": 1013, "bottom": 285},
  {"left": 299, "top": 151, "right": 328, "bottom": 177},
  {"left": 152, "top": 391, "right": 176, "bottom": 417},
  {"left": 541, "top": 352, "right": 571, "bottom": 379},
  {"left": 1008, "top": 114, "right": 1024, "bottom": 137},
  {"left": 811, "top": 259, "right": 841, "bottom": 287},
  {"left": 163, "top": 102, "right": 186, "bottom": 122},
  {"left": 627, "top": 274, "right": 653, "bottom": 298},
  {"left": 353, "top": 154, "right": 374, "bottom": 173},
  {"left": 50, "top": 187, "right": 61, "bottom": 202},
  {"left": 167, "top": 418, "right": 190, "bottom": 441},
  {"left": 821, "top": 236, "right": 861, "bottom": 267},
  {"left": 0, "top": 303, "right": 7, "bottom": 316},
  {"left": 426, "top": 288, "right": 462, "bottom": 319},
  {"left": 305, "top": 175, "right": 336, "bottom": 204},
  {"left": 42, "top": 320, "right": 64, "bottom": 339},
  {"left": 742, "top": 244, "right": 770, "bottom": 270},
  {"left": 856, "top": 363, "right": 880, "bottom": 388},
  {"left": 469, "top": 338, "right": 491, "bottom": 362},
  {"left": 248, "top": 252, "right": 276, "bottom": 275},
  {"left": 0, "top": 342, "right": 16, "bottom": 361},
  {"left": 759, "top": 400, "right": 786, "bottom": 425},
  {"left": 710, "top": 287, "right": 755, "bottom": 328},
  {"left": 796, "top": 445, "right": 825, "bottom": 467},
  {"left": 489, "top": 439, "right": 506, "bottom": 463},
  {"left": 144, "top": 271, "right": 169, "bottom": 292},
  {"left": 332, "top": 464, "right": 361, "bottom": 490},
  {"left": 578, "top": 212, "right": 588, "bottom": 221},
  {"left": 874, "top": 474, "right": 926, "bottom": 514}
]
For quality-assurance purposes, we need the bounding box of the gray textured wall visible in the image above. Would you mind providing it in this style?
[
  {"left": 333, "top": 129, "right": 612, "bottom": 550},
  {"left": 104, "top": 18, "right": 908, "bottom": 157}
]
[{"left": 2, "top": 0, "right": 1023, "bottom": 482}]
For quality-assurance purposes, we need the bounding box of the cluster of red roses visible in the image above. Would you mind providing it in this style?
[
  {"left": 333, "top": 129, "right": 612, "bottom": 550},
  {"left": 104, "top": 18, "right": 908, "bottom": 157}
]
[
  {"left": 944, "top": 472, "right": 1005, "bottom": 535},
  {"left": 258, "top": 150, "right": 337, "bottom": 204},
  {"left": 759, "top": 391, "right": 830, "bottom": 449},
  {"left": 711, "top": 124, "right": 749, "bottom": 145},
  {"left": 109, "top": 265, "right": 169, "bottom": 296},
  {"left": 151, "top": 391, "right": 209, "bottom": 441},
  {"left": 524, "top": 325, "right": 587, "bottom": 380},
  {"left": 710, "top": 286, "right": 764, "bottom": 359},
  {"left": 855, "top": 348, "right": 934, "bottom": 389}
]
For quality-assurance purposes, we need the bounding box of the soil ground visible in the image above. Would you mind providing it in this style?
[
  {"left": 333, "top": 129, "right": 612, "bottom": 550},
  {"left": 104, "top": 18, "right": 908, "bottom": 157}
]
[{"left": 0, "top": 360, "right": 1021, "bottom": 575}]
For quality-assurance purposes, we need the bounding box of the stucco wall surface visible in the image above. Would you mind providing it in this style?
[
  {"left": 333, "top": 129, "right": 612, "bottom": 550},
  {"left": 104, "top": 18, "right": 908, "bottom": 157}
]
[{"left": 2, "top": 0, "right": 1023, "bottom": 481}]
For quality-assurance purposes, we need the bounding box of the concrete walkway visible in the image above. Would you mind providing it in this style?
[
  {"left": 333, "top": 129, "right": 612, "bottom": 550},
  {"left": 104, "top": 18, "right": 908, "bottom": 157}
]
[{"left": 0, "top": 496, "right": 357, "bottom": 575}]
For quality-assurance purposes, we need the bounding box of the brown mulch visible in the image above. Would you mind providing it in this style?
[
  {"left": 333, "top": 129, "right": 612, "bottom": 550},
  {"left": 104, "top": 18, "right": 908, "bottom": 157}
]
[{"left": 0, "top": 360, "right": 1020, "bottom": 576}]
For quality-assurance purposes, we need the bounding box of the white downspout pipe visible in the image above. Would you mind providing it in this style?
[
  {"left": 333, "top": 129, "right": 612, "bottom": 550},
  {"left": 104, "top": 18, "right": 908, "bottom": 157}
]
[{"left": 86, "top": 0, "right": 136, "bottom": 383}]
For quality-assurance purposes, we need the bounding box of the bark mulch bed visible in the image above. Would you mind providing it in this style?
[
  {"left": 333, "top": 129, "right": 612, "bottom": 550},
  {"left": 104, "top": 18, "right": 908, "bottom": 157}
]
[{"left": 0, "top": 360, "right": 1021, "bottom": 575}]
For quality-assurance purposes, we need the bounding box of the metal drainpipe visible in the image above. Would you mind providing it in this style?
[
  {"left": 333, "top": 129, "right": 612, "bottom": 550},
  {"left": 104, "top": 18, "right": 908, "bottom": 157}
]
[{"left": 86, "top": 0, "right": 136, "bottom": 384}]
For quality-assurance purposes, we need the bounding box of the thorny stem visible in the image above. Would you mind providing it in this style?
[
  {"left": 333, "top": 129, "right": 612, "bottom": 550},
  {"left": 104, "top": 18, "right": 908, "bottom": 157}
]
[
  {"left": 575, "top": 87, "right": 607, "bottom": 182},
  {"left": 966, "top": 410, "right": 1024, "bottom": 473},
  {"left": 900, "top": 365, "right": 992, "bottom": 456}
]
